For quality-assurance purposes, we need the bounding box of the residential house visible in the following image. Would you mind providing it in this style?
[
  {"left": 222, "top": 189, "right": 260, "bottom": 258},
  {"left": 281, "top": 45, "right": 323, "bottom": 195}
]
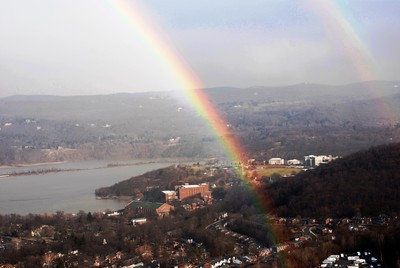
[
  {"left": 131, "top": 218, "right": 147, "bottom": 226},
  {"left": 124, "top": 201, "right": 174, "bottom": 217}
]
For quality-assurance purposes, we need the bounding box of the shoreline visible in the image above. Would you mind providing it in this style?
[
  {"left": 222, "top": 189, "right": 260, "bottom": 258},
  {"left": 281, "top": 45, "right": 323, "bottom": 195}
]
[
  {"left": 16, "top": 161, "right": 67, "bottom": 167},
  {"left": 0, "top": 161, "right": 66, "bottom": 169},
  {"left": 0, "top": 158, "right": 199, "bottom": 178},
  {"left": 96, "top": 195, "right": 133, "bottom": 202},
  {"left": 0, "top": 157, "right": 196, "bottom": 169},
  {"left": 0, "top": 174, "right": 10, "bottom": 180}
]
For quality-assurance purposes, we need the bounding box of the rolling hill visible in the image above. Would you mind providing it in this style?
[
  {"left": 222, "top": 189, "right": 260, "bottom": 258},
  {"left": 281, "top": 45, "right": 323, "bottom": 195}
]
[
  {"left": 265, "top": 142, "right": 400, "bottom": 217},
  {"left": 1, "top": 81, "right": 400, "bottom": 164}
]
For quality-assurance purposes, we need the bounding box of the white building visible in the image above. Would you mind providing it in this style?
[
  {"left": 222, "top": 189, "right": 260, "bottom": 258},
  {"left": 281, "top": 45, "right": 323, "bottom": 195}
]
[
  {"left": 268, "top": 158, "right": 285, "bottom": 165},
  {"left": 287, "top": 159, "right": 301, "bottom": 166},
  {"left": 131, "top": 218, "right": 147, "bottom": 226},
  {"left": 304, "top": 155, "right": 339, "bottom": 167}
]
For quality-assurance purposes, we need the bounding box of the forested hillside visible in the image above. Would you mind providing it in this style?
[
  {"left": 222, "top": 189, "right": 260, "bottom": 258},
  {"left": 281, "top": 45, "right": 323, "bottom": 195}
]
[
  {"left": 1, "top": 81, "right": 400, "bottom": 164},
  {"left": 95, "top": 165, "right": 230, "bottom": 199},
  {"left": 95, "top": 165, "right": 188, "bottom": 199},
  {"left": 265, "top": 142, "right": 400, "bottom": 217}
]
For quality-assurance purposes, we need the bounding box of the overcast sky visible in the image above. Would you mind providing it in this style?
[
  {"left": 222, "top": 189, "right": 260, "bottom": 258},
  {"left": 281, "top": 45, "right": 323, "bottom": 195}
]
[{"left": 0, "top": 0, "right": 399, "bottom": 97}]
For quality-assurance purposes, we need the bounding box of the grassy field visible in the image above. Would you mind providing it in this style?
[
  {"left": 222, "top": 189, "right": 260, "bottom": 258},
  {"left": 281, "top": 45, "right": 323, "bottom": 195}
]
[{"left": 255, "top": 166, "right": 302, "bottom": 177}]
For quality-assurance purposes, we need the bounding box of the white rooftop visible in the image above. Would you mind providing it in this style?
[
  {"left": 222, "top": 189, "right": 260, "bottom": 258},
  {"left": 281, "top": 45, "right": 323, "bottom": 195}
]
[{"left": 162, "top": 190, "right": 176, "bottom": 194}]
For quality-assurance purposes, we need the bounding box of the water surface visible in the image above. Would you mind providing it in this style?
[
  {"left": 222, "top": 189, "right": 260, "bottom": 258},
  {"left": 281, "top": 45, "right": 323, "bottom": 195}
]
[{"left": 0, "top": 162, "right": 170, "bottom": 215}]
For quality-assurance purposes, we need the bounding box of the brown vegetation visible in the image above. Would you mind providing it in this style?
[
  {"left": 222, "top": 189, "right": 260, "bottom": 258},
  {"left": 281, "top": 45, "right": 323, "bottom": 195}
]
[{"left": 265, "top": 142, "right": 400, "bottom": 217}]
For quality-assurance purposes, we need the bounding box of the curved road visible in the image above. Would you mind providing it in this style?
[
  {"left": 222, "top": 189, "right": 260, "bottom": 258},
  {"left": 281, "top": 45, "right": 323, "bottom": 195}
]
[{"left": 302, "top": 225, "right": 318, "bottom": 240}]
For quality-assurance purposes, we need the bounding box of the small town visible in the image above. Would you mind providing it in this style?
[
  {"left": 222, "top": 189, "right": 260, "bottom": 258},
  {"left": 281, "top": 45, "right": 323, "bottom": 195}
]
[
  {"left": 0, "top": 156, "right": 392, "bottom": 268},
  {"left": 1, "top": 1, "right": 399, "bottom": 266}
]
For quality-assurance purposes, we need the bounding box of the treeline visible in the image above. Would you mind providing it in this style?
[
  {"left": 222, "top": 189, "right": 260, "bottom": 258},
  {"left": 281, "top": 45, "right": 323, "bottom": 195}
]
[
  {"left": 95, "top": 165, "right": 188, "bottom": 198},
  {"left": 95, "top": 165, "right": 232, "bottom": 199},
  {"left": 265, "top": 142, "right": 400, "bottom": 217},
  {"left": 2, "top": 81, "right": 400, "bottom": 165},
  {"left": 0, "top": 210, "right": 212, "bottom": 267}
]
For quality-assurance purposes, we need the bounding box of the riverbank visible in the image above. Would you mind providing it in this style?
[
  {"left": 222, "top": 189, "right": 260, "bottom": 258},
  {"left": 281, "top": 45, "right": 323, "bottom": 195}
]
[
  {"left": 0, "top": 158, "right": 200, "bottom": 178},
  {"left": 96, "top": 195, "right": 133, "bottom": 202},
  {"left": 0, "top": 161, "right": 66, "bottom": 169},
  {"left": 0, "top": 174, "right": 10, "bottom": 180},
  {"left": 0, "top": 157, "right": 203, "bottom": 168},
  {"left": 5, "top": 168, "right": 82, "bottom": 177}
]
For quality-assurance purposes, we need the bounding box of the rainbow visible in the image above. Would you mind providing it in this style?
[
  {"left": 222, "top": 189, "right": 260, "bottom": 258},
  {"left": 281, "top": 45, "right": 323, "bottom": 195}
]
[
  {"left": 105, "top": 0, "right": 281, "bottom": 248},
  {"left": 104, "top": 0, "right": 397, "bottom": 261},
  {"left": 308, "top": 1, "right": 376, "bottom": 81},
  {"left": 308, "top": 0, "right": 398, "bottom": 123},
  {"left": 106, "top": 1, "right": 249, "bottom": 168}
]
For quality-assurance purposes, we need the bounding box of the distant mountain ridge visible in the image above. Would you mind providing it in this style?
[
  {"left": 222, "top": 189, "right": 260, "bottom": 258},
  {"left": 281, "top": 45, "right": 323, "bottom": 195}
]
[
  {"left": 265, "top": 142, "right": 400, "bottom": 217},
  {"left": 3, "top": 80, "right": 399, "bottom": 100},
  {"left": 0, "top": 81, "right": 399, "bottom": 165}
]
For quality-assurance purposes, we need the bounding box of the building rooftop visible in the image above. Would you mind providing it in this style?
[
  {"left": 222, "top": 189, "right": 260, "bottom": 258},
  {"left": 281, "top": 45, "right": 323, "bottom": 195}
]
[
  {"left": 181, "top": 185, "right": 201, "bottom": 188},
  {"left": 162, "top": 190, "right": 176, "bottom": 195},
  {"left": 319, "top": 252, "right": 383, "bottom": 268},
  {"left": 125, "top": 201, "right": 163, "bottom": 210}
]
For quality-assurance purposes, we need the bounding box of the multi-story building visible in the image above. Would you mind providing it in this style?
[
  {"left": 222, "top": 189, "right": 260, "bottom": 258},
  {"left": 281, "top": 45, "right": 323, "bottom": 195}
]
[
  {"left": 175, "top": 183, "right": 211, "bottom": 201},
  {"left": 304, "top": 155, "right": 339, "bottom": 167},
  {"left": 162, "top": 190, "right": 177, "bottom": 203}
]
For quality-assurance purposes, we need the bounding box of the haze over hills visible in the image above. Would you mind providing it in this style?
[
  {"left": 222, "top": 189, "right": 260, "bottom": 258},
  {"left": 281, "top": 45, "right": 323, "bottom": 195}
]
[{"left": 0, "top": 81, "right": 399, "bottom": 165}]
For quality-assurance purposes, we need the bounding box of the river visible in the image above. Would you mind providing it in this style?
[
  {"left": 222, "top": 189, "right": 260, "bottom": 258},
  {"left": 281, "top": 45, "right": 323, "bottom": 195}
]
[{"left": 0, "top": 161, "right": 171, "bottom": 215}]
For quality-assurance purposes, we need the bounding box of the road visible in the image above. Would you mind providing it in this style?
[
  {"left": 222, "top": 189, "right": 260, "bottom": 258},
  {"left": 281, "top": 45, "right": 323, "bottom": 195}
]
[{"left": 302, "top": 225, "right": 318, "bottom": 240}]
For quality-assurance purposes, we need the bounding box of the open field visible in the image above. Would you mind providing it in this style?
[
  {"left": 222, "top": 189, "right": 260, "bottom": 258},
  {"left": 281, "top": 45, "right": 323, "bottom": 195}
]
[{"left": 255, "top": 166, "right": 302, "bottom": 177}]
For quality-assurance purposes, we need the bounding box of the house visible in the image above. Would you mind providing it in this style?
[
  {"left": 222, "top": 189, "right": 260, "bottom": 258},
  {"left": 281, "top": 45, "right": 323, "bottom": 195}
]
[
  {"left": 156, "top": 203, "right": 175, "bottom": 216},
  {"left": 162, "top": 190, "right": 177, "bottom": 203},
  {"left": 131, "top": 218, "right": 147, "bottom": 226},
  {"left": 319, "top": 252, "right": 382, "bottom": 267},
  {"left": 259, "top": 248, "right": 271, "bottom": 256},
  {"left": 274, "top": 243, "right": 290, "bottom": 252},
  {"left": 287, "top": 159, "right": 301, "bottom": 166},
  {"left": 268, "top": 158, "right": 285, "bottom": 165},
  {"left": 247, "top": 159, "right": 256, "bottom": 165},
  {"left": 124, "top": 201, "right": 174, "bottom": 217},
  {"left": 106, "top": 211, "right": 122, "bottom": 217}
]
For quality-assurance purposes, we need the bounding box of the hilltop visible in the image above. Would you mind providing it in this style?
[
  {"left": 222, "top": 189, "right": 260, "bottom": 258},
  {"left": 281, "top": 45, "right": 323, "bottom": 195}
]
[
  {"left": 265, "top": 142, "right": 400, "bottom": 217},
  {"left": 95, "top": 165, "right": 189, "bottom": 199},
  {"left": 95, "top": 164, "right": 231, "bottom": 201}
]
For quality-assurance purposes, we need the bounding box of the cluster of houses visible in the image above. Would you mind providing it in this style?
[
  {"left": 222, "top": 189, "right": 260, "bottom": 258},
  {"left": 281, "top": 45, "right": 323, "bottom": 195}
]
[
  {"left": 203, "top": 256, "right": 251, "bottom": 268},
  {"left": 319, "top": 252, "right": 382, "bottom": 267},
  {"left": 266, "top": 154, "right": 339, "bottom": 167},
  {"left": 118, "top": 183, "right": 213, "bottom": 225}
]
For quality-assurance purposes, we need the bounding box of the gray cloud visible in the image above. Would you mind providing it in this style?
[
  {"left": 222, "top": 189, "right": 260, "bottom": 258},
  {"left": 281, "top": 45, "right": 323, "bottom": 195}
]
[{"left": 0, "top": 0, "right": 398, "bottom": 96}]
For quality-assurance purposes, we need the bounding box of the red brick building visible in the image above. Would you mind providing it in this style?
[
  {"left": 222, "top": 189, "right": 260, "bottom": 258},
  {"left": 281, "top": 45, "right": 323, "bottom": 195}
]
[
  {"left": 156, "top": 203, "right": 174, "bottom": 216},
  {"left": 176, "top": 183, "right": 211, "bottom": 201}
]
